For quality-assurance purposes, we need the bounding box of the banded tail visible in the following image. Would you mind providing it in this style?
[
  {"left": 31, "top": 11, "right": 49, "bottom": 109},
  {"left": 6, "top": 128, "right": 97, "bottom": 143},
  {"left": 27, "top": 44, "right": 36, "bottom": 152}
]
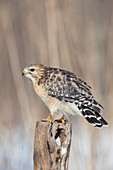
[{"left": 81, "top": 103, "right": 108, "bottom": 128}]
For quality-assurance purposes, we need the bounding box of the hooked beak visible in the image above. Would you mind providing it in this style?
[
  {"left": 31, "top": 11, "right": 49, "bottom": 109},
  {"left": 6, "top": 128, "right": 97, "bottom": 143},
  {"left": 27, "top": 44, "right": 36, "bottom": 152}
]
[
  {"left": 22, "top": 72, "right": 25, "bottom": 76},
  {"left": 22, "top": 68, "right": 29, "bottom": 76}
]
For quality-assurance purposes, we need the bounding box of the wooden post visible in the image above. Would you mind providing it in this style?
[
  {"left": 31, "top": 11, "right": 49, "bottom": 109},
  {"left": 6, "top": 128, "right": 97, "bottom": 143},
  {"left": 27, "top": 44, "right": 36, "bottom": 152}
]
[{"left": 33, "top": 121, "right": 72, "bottom": 170}]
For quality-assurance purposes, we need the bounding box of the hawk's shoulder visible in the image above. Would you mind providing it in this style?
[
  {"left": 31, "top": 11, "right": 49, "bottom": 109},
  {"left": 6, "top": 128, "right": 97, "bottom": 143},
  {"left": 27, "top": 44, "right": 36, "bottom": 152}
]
[{"left": 37, "top": 66, "right": 92, "bottom": 102}]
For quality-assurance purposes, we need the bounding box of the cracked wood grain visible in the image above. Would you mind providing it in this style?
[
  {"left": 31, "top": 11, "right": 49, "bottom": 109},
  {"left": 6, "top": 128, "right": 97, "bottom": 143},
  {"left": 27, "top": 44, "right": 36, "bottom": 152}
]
[{"left": 33, "top": 121, "right": 72, "bottom": 170}]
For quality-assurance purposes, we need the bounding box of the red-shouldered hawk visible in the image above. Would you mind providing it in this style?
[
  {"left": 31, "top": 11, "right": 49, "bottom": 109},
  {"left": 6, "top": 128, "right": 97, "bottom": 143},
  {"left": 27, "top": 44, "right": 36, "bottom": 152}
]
[{"left": 22, "top": 64, "right": 108, "bottom": 128}]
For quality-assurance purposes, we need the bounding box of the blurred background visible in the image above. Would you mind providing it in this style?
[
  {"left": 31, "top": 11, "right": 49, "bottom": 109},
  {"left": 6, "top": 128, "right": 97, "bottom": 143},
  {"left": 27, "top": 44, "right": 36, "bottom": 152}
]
[{"left": 0, "top": 0, "right": 113, "bottom": 169}]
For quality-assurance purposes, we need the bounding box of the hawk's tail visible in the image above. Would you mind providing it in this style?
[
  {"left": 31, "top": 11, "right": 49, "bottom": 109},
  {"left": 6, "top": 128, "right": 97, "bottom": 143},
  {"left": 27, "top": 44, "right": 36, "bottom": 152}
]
[{"left": 81, "top": 106, "right": 108, "bottom": 128}]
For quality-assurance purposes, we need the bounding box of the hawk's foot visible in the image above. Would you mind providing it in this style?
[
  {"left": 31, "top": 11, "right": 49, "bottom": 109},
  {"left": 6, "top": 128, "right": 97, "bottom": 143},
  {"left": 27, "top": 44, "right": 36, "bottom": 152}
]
[
  {"left": 55, "top": 115, "right": 66, "bottom": 123},
  {"left": 41, "top": 113, "right": 52, "bottom": 123}
]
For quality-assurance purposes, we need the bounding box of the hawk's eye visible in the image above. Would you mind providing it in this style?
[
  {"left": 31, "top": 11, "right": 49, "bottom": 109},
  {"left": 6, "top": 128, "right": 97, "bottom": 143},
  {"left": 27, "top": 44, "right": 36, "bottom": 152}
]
[{"left": 30, "top": 68, "right": 35, "bottom": 72}]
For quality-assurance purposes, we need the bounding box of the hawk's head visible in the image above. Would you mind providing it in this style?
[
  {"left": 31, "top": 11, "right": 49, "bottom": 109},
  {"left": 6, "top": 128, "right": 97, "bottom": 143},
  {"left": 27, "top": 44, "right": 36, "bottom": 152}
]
[{"left": 22, "top": 64, "right": 45, "bottom": 83}]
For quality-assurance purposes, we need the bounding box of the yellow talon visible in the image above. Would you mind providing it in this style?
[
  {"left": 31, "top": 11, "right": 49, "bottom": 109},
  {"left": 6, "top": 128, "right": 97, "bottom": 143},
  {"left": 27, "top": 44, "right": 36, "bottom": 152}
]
[
  {"left": 56, "top": 115, "right": 65, "bottom": 123},
  {"left": 41, "top": 113, "right": 52, "bottom": 122}
]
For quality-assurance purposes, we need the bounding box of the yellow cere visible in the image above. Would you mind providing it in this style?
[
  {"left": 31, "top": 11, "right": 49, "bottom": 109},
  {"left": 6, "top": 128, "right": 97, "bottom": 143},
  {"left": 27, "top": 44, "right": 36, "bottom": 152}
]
[{"left": 23, "top": 69, "right": 27, "bottom": 73}]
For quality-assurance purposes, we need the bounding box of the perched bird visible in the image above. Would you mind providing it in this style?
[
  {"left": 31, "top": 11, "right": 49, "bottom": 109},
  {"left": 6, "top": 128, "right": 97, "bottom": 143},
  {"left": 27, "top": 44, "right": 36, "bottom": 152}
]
[{"left": 22, "top": 64, "right": 108, "bottom": 128}]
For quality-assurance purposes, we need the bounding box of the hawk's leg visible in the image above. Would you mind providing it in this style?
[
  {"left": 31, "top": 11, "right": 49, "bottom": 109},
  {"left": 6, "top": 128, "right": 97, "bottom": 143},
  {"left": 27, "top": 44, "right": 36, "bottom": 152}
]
[
  {"left": 55, "top": 115, "right": 66, "bottom": 123},
  {"left": 41, "top": 113, "right": 52, "bottom": 122}
]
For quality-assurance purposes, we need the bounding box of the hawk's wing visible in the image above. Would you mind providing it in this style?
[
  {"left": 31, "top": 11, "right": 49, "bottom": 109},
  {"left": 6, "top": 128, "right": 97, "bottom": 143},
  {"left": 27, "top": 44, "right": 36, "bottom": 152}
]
[
  {"left": 42, "top": 67, "right": 95, "bottom": 104},
  {"left": 39, "top": 67, "right": 108, "bottom": 127}
]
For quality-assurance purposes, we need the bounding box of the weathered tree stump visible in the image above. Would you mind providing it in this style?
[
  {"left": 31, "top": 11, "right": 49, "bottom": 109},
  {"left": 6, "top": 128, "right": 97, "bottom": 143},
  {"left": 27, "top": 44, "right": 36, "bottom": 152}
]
[{"left": 33, "top": 121, "right": 72, "bottom": 170}]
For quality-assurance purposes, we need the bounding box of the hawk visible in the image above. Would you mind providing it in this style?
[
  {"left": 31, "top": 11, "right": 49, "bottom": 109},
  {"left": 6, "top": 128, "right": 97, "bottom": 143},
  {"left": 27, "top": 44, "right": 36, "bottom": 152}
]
[{"left": 22, "top": 64, "right": 108, "bottom": 128}]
